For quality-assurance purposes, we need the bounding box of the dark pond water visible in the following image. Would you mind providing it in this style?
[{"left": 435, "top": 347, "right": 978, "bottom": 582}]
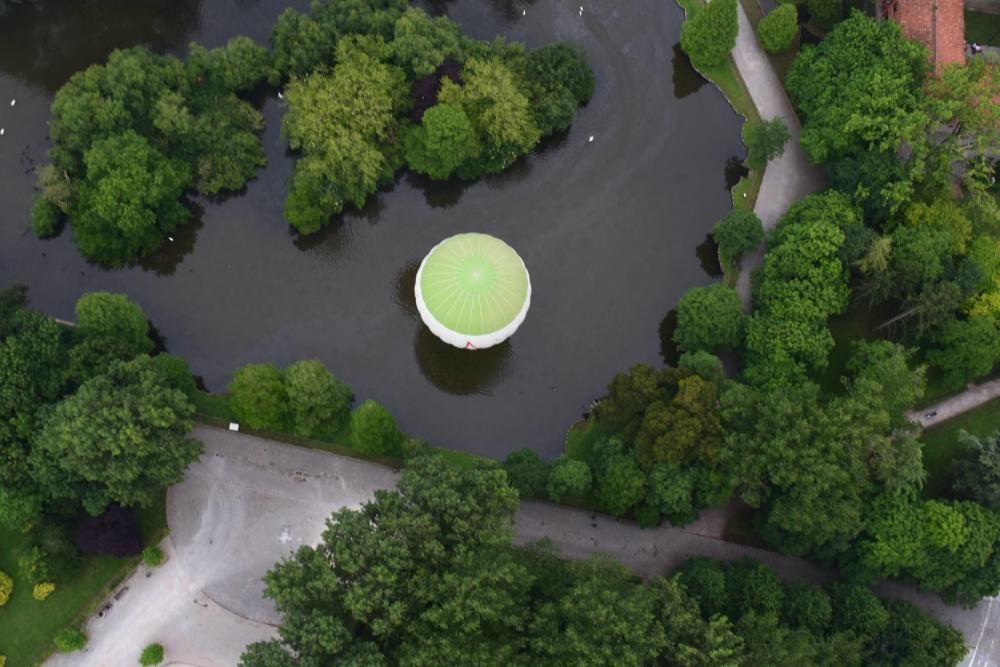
[{"left": 0, "top": 0, "right": 744, "bottom": 458}]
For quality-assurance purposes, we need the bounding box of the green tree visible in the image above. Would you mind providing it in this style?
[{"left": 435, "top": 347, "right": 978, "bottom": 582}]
[
  {"left": 502, "top": 448, "right": 551, "bottom": 498},
  {"left": 72, "top": 130, "right": 191, "bottom": 266},
  {"left": 391, "top": 8, "right": 461, "bottom": 77},
  {"left": 678, "top": 350, "right": 726, "bottom": 385},
  {"left": 405, "top": 103, "right": 481, "bottom": 180},
  {"left": 54, "top": 628, "right": 87, "bottom": 653},
  {"left": 674, "top": 284, "right": 745, "bottom": 352},
  {"left": 285, "top": 359, "right": 353, "bottom": 438},
  {"left": 844, "top": 340, "right": 925, "bottom": 420},
  {"left": 743, "top": 118, "right": 790, "bottom": 170},
  {"left": 525, "top": 42, "right": 594, "bottom": 135},
  {"left": 70, "top": 291, "right": 152, "bottom": 382},
  {"left": 546, "top": 457, "right": 592, "bottom": 502},
  {"left": 592, "top": 364, "right": 670, "bottom": 441},
  {"left": 675, "top": 557, "right": 729, "bottom": 618},
  {"left": 713, "top": 209, "right": 764, "bottom": 259},
  {"left": 139, "top": 643, "right": 164, "bottom": 666},
  {"left": 269, "top": 9, "right": 335, "bottom": 81},
  {"left": 636, "top": 375, "right": 723, "bottom": 466},
  {"left": 32, "top": 356, "right": 201, "bottom": 515},
  {"left": 725, "top": 558, "right": 783, "bottom": 619},
  {"left": 927, "top": 316, "right": 1000, "bottom": 390},
  {"left": 228, "top": 363, "right": 288, "bottom": 431},
  {"left": 828, "top": 584, "right": 888, "bottom": 640},
  {"left": 680, "top": 0, "right": 739, "bottom": 70},
  {"left": 952, "top": 430, "right": 1000, "bottom": 511},
  {"left": 350, "top": 399, "right": 404, "bottom": 456},
  {"left": 592, "top": 438, "right": 646, "bottom": 517},
  {"left": 142, "top": 546, "right": 164, "bottom": 567},
  {"left": 30, "top": 195, "right": 60, "bottom": 238},
  {"left": 781, "top": 583, "right": 832, "bottom": 635},
  {"left": 757, "top": 4, "right": 798, "bottom": 54},
  {"left": 807, "top": 0, "right": 843, "bottom": 29},
  {"left": 870, "top": 599, "right": 968, "bottom": 666},
  {"left": 0, "top": 571, "right": 11, "bottom": 606},
  {"left": 148, "top": 353, "right": 197, "bottom": 396}
]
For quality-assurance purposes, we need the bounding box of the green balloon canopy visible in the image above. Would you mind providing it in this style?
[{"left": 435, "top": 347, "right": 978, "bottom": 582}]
[{"left": 414, "top": 233, "right": 531, "bottom": 350}]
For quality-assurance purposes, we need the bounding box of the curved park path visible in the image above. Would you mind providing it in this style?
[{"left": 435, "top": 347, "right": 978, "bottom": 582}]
[
  {"left": 908, "top": 377, "right": 1000, "bottom": 429},
  {"left": 46, "top": 426, "right": 1000, "bottom": 667},
  {"left": 728, "top": 2, "right": 825, "bottom": 310}
]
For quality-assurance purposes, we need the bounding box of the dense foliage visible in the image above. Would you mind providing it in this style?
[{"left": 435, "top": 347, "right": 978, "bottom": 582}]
[
  {"left": 756, "top": 4, "right": 798, "bottom": 55},
  {"left": 35, "top": 40, "right": 273, "bottom": 265},
  {"left": 743, "top": 117, "right": 790, "bottom": 170},
  {"left": 242, "top": 458, "right": 966, "bottom": 666},
  {"left": 680, "top": 0, "right": 739, "bottom": 70},
  {"left": 713, "top": 209, "right": 765, "bottom": 258}
]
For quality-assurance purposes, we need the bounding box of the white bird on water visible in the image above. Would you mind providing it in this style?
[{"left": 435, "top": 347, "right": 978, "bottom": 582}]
[
  {"left": 9, "top": 99, "right": 14, "bottom": 107},
  {"left": 522, "top": 8, "right": 526, "bottom": 15},
  {"left": 277, "top": 91, "right": 284, "bottom": 100},
  {"left": 168, "top": 236, "right": 174, "bottom": 242},
  {"left": 0, "top": 128, "right": 5, "bottom": 136},
  {"left": 579, "top": 5, "right": 583, "bottom": 15},
  {"left": 588, "top": 135, "right": 594, "bottom": 143}
]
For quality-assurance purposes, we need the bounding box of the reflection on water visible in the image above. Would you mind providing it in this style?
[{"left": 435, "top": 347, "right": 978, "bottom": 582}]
[
  {"left": 695, "top": 234, "right": 723, "bottom": 278},
  {"left": 724, "top": 156, "right": 749, "bottom": 191},
  {"left": 393, "top": 260, "right": 421, "bottom": 318},
  {"left": 414, "top": 325, "right": 514, "bottom": 395},
  {"left": 658, "top": 308, "right": 680, "bottom": 367},
  {"left": 0, "top": 0, "right": 202, "bottom": 90},
  {"left": 137, "top": 203, "right": 204, "bottom": 276},
  {"left": 672, "top": 43, "right": 706, "bottom": 99}
]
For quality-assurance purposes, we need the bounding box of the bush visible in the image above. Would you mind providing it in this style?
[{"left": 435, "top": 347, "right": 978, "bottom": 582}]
[
  {"left": 228, "top": 363, "right": 288, "bottom": 431},
  {"left": 17, "top": 546, "right": 50, "bottom": 585},
  {"left": 674, "top": 284, "right": 745, "bottom": 352},
  {"left": 678, "top": 351, "right": 726, "bottom": 384},
  {"left": 285, "top": 359, "right": 354, "bottom": 438},
  {"left": 743, "top": 118, "right": 790, "bottom": 170},
  {"left": 350, "top": 400, "right": 404, "bottom": 456},
  {"left": 503, "top": 449, "right": 551, "bottom": 498},
  {"left": 675, "top": 557, "right": 728, "bottom": 618},
  {"left": 149, "top": 354, "right": 197, "bottom": 396},
  {"left": 680, "top": 0, "right": 738, "bottom": 70},
  {"left": 140, "top": 643, "right": 165, "bottom": 665},
  {"left": 725, "top": 558, "right": 784, "bottom": 618},
  {"left": 713, "top": 209, "right": 765, "bottom": 259},
  {"left": 31, "top": 195, "right": 60, "bottom": 238},
  {"left": 807, "top": 0, "right": 842, "bottom": 29},
  {"left": 593, "top": 448, "right": 646, "bottom": 517},
  {"left": 546, "top": 457, "right": 592, "bottom": 502},
  {"left": 33, "top": 582, "right": 56, "bottom": 600},
  {"left": 757, "top": 4, "right": 798, "bottom": 54},
  {"left": 829, "top": 583, "right": 889, "bottom": 639},
  {"left": 54, "top": 628, "right": 88, "bottom": 653},
  {"left": 781, "top": 583, "right": 832, "bottom": 634},
  {"left": 0, "top": 571, "right": 11, "bottom": 606},
  {"left": 143, "top": 546, "right": 164, "bottom": 567}
]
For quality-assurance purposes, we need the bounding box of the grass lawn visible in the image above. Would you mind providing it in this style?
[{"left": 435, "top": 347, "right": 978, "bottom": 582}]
[
  {"left": 0, "top": 497, "right": 166, "bottom": 667},
  {"left": 921, "top": 398, "right": 1000, "bottom": 499},
  {"left": 564, "top": 418, "right": 613, "bottom": 463},
  {"left": 966, "top": 10, "right": 1000, "bottom": 47}
]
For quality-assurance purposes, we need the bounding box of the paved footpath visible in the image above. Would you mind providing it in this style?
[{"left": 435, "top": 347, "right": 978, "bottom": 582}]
[
  {"left": 726, "top": 2, "right": 825, "bottom": 310},
  {"left": 908, "top": 377, "right": 1000, "bottom": 429},
  {"left": 47, "top": 426, "right": 1000, "bottom": 666}
]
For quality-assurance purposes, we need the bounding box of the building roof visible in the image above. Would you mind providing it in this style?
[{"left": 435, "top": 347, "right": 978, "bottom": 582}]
[
  {"left": 895, "top": 0, "right": 966, "bottom": 69},
  {"left": 415, "top": 233, "right": 531, "bottom": 349}
]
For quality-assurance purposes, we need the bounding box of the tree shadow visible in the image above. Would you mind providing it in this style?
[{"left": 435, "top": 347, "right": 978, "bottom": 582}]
[
  {"left": 136, "top": 202, "right": 204, "bottom": 276},
  {"left": 404, "top": 171, "right": 470, "bottom": 210},
  {"left": 672, "top": 43, "right": 706, "bottom": 99},
  {"left": 393, "top": 259, "right": 421, "bottom": 318},
  {"left": 694, "top": 234, "right": 723, "bottom": 278},
  {"left": 658, "top": 308, "right": 680, "bottom": 367}
]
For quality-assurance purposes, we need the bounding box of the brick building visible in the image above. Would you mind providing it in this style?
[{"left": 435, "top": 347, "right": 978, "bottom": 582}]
[{"left": 882, "top": 0, "right": 966, "bottom": 68}]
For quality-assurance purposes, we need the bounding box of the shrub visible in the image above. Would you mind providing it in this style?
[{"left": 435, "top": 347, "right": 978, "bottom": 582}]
[
  {"left": 149, "top": 354, "right": 197, "bottom": 396},
  {"left": 17, "top": 546, "right": 50, "bottom": 585},
  {"left": 680, "top": 0, "right": 738, "bottom": 70},
  {"left": 725, "top": 558, "right": 784, "bottom": 618},
  {"left": 781, "top": 583, "right": 832, "bottom": 634},
  {"left": 228, "top": 363, "right": 288, "bottom": 431},
  {"left": 285, "top": 359, "right": 354, "bottom": 438},
  {"left": 54, "top": 628, "right": 88, "bottom": 653},
  {"left": 829, "top": 583, "right": 889, "bottom": 639},
  {"left": 502, "top": 449, "right": 551, "bottom": 498},
  {"left": 33, "top": 582, "right": 56, "bottom": 600},
  {"left": 31, "top": 195, "right": 60, "bottom": 238},
  {"left": 807, "top": 0, "right": 842, "bottom": 29},
  {"left": 678, "top": 351, "right": 726, "bottom": 384},
  {"left": 757, "top": 4, "right": 799, "bottom": 54},
  {"left": 713, "top": 209, "right": 765, "bottom": 259},
  {"left": 743, "top": 118, "right": 790, "bottom": 170},
  {"left": 593, "top": 448, "right": 646, "bottom": 517},
  {"left": 143, "top": 546, "right": 164, "bottom": 567},
  {"left": 546, "top": 457, "right": 592, "bottom": 502},
  {"left": 0, "top": 571, "right": 11, "bottom": 606},
  {"left": 140, "top": 643, "right": 165, "bottom": 665},
  {"left": 674, "top": 284, "right": 746, "bottom": 352},
  {"left": 350, "top": 400, "right": 404, "bottom": 456},
  {"left": 675, "top": 557, "right": 728, "bottom": 618}
]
